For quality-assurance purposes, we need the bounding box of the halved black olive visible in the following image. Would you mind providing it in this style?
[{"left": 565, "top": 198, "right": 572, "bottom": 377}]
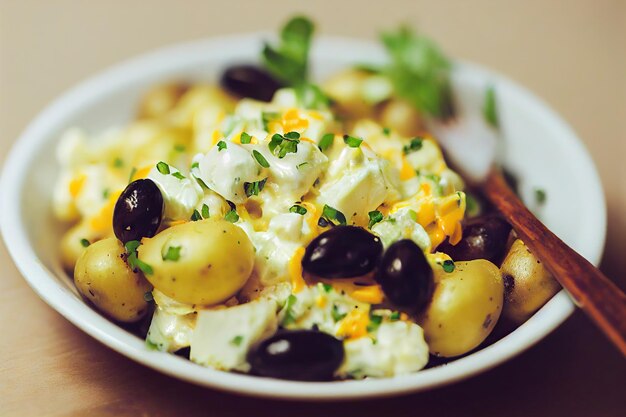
[
  {"left": 247, "top": 330, "right": 344, "bottom": 381},
  {"left": 375, "top": 239, "right": 434, "bottom": 313},
  {"left": 220, "top": 65, "right": 283, "bottom": 102},
  {"left": 302, "top": 226, "right": 383, "bottom": 278},
  {"left": 113, "top": 179, "right": 164, "bottom": 243},
  {"left": 437, "top": 215, "right": 511, "bottom": 264}
]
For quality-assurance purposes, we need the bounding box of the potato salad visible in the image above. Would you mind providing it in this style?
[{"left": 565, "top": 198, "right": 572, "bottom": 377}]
[{"left": 53, "top": 16, "right": 559, "bottom": 381}]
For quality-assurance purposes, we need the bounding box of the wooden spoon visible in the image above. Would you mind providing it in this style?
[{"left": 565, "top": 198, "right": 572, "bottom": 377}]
[{"left": 482, "top": 169, "right": 626, "bottom": 355}]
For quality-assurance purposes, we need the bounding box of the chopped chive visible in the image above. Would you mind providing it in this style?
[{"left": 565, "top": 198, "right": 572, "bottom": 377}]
[
  {"left": 240, "top": 132, "right": 252, "bottom": 144},
  {"left": 162, "top": 245, "right": 182, "bottom": 262},
  {"left": 171, "top": 172, "right": 185, "bottom": 180},
  {"left": 244, "top": 178, "right": 267, "bottom": 197},
  {"left": 382, "top": 127, "right": 391, "bottom": 136},
  {"left": 190, "top": 210, "right": 202, "bottom": 221},
  {"left": 483, "top": 85, "right": 499, "bottom": 128},
  {"left": 403, "top": 137, "right": 423, "bottom": 154},
  {"left": 174, "top": 144, "right": 186, "bottom": 152},
  {"left": 191, "top": 161, "right": 199, "bottom": 169},
  {"left": 319, "top": 204, "right": 347, "bottom": 227},
  {"left": 331, "top": 305, "right": 347, "bottom": 322},
  {"left": 113, "top": 157, "right": 124, "bottom": 168},
  {"left": 442, "top": 260, "right": 455, "bottom": 273},
  {"left": 80, "top": 238, "right": 90, "bottom": 248},
  {"left": 535, "top": 188, "right": 547, "bottom": 204},
  {"left": 195, "top": 176, "right": 210, "bottom": 190},
  {"left": 367, "top": 210, "right": 383, "bottom": 229},
  {"left": 224, "top": 209, "right": 239, "bottom": 223},
  {"left": 125, "top": 240, "right": 153, "bottom": 276},
  {"left": 343, "top": 135, "right": 363, "bottom": 148},
  {"left": 156, "top": 161, "right": 170, "bottom": 175},
  {"left": 281, "top": 294, "right": 298, "bottom": 325},
  {"left": 201, "top": 203, "right": 210, "bottom": 219},
  {"left": 389, "top": 311, "right": 401, "bottom": 321},
  {"left": 322, "top": 283, "right": 333, "bottom": 293},
  {"left": 252, "top": 150, "right": 270, "bottom": 168},
  {"left": 289, "top": 204, "right": 307, "bottom": 215},
  {"left": 217, "top": 141, "right": 227, "bottom": 152},
  {"left": 318, "top": 133, "right": 334, "bottom": 152},
  {"left": 230, "top": 335, "right": 244, "bottom": 346},
  {"left": 296, "top": 162, "right": 308, "bottom": 169},
  {"left": 102, "top": 188, "right": 110, "bottom": 199},
  {"left": 366, "top": 314, "right": 383, "bottom": 333}
]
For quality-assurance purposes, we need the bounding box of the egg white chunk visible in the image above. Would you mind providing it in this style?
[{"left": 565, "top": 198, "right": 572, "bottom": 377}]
[{"left": 147, "top": 165, "right": 203, "bottom": 221}]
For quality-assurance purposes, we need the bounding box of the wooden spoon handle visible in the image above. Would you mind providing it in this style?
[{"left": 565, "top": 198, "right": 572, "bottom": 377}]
[{"left": 483, "top": 168, "right": 626, "bottom": 356}]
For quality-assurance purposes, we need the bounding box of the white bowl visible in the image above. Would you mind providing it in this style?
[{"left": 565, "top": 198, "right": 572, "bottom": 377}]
[{"left": 0, "top": 34, "right": 606, "bottom": 400}]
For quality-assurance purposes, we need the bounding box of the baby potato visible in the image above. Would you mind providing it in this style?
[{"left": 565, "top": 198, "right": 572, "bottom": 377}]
[
  {"left": 74, "top": 237, "right": 152, "bottom": 322},
  {"left": 61, "top": 221, "right": 104, "bottom": 272},
  {"left": 138, "top": 83, "right": 190, "bottom": 119},
  {"left": 500, "top": 239, "right": 560, "bottom": 323},
  {"left": 138, "top": 219, "right": 254, "bottom": 306},
  {"left": 419, "top": 259, "right": 504, "bottom": 357}
]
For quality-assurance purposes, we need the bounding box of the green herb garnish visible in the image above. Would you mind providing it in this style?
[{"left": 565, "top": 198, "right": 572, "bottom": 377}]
[
  {"left": 240, "top": 132, "right": 252, "bottom": 144},
  {"left": 269, "top": 132, "right": 300, "bottom": 158},
  {"left": 244, "top": 178, "right": 267, "bottom": 197},
  {"left": 230, "top": 335, "right": 244, "bottom": 346},
  {"left": 403, "top": 137, "right": 423, "bottom": 154},
  {"left": 343, "top": 135, "right": 363, "bottom": 148},
  {"left": 367, "top": 210, "right": 383, "bottom": 229},
  {"left": 128, "top": 167, "right": 137, "bottom": 183},
  {"left": 190, "top": 210, "right": 202, "bottom": 221},
  {"left": 124, "top": 240, "right": 153, "bottom": 275},
  {"left": 113, "top": 157, "right": 124, "bottom": 168},
  {"left": 261, "top": 16, "right": 314, "bottom": 86},
  {"left": 295, "top": 83, "right": 330, "bottom": 109},
  {"left": 389, "top": 311, "right": 401, "bottom": 321},
  {"left": 322, "top": 283, "right": 333, "bottom": 293},
  {"left": 201, "top": 203, "right": 210, "bottom": 219},
  {"left": 80, "top": 238, "right": 90, "bottom": 248},
  {"left": 380, "top": 26, "right": 455, "bottom": 119},
  {"left": 174, "top": 144, "right": 186, "bottom": 152},
  {"left": 102, "top": 188, "right": 110, "bottom": 199},
  {"left": 382, "top": 127, "right": 391, "bottom": 136},
  {"left": 534, "top": 188, "right": 547, "bottom": 204},
  {"left": 442, "top": 260, "right": 455, "bottom": 273},
  {"left": 296, "top": 162, "right": 308, "bottom": 169},
  {"left": 156, "top": 161, "right": 170, "bottom": 175},
  {"left": 252, "top": 150, "right": 270, "bottom": 168},
  {"left": 281, "top": 294, "right": 298, "bottom": 325},
  {"left": 483, "top": 85, "right": 499, "bottom": 128},
  {"left": 191, "top": 161, "right": 199, "bottom": 169},
  {"left": 367, "top": 314, "right": 383, "bottom": 333},
  {"left": 217, "top": 141, "right": 227, "bottom": 152},
  {"left": 331, "top": 305, "right": 347, "bottom": 322},
  {"left": 171, "top": 171, "right": 185, "bottom": 180},
  {"left": 318, "top": 133, "right": 334, "bottom": 152},
  {"left": 162, "top": 245, "right": 182, "bottom": 262},
  {"left": 289, "top": 204, "right": 307, "bottom": 215},
  {"left": 224, "top": 209, "right": 239, "bottom": 223},
  {"left": 318, "top": 204, "right": 347, "bottom": 227}
]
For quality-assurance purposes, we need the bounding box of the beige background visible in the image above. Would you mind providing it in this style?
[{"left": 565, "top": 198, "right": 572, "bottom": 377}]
[{"left": 0, "top": 1, "right": 625, "bottom": 416}]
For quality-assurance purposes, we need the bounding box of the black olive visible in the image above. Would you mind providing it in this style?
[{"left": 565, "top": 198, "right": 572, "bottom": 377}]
[
  {"left": 437, "top": 215, "right": 511, "bottom": 264},
  {"left": 375, "top": 239, "right": 434, "bottom": 313},
  {"left": 113, "top": 179, "right": 164, "bottom": 243},
  {"left": 247, "top": 330, "right": 344, "bottom": 381},
  {"left": 302, "top": 226, "right": 383, "bottom": 278},
  {"left": 220, "top": 65, "right": 283, "bottom": 102}
]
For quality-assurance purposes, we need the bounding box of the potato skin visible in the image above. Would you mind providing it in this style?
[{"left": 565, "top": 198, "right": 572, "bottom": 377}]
[
  {"left": 501, "top": 239, "right": 560, "bottom": 323},
  {"left": 138, "top": 219, "right": 254, "bottom": 306},
  {"left": 419, "top": 259, "right": 504, "bottom": 357},
  {"left": 74, "top": 237, "right": 151, "bottom": 322}
]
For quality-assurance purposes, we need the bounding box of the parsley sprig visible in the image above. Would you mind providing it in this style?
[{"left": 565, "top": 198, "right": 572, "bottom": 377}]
[
  {"left": 379, "top": 26, "right": 455, "bottom": 119},
  {"left": 318, "top": 204, "right": 347, "bottom": 227}
]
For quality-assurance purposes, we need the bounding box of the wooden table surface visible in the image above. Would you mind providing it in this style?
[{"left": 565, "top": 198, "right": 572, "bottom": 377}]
[{"left": 1, "top": 1, "right": 625, "bottom": 416}]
